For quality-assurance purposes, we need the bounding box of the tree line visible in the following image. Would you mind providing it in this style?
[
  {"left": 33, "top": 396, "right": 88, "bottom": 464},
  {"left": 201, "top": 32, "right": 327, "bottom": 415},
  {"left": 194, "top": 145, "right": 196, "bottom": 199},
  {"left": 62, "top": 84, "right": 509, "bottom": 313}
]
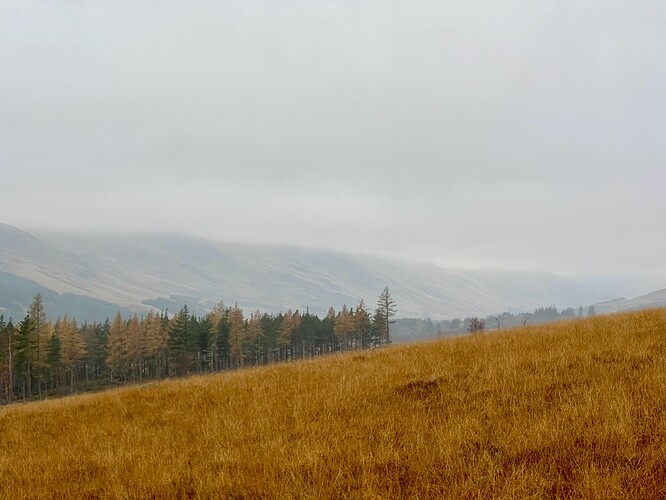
[
  {"left": 389, "top": 305, "right": 600, "bottom": 339},
  {"left": 0, "top": 287, "right": 397, "bottom": 403},
  {"left": 459, "top": 304, "right": 597, "bottom": 333}
]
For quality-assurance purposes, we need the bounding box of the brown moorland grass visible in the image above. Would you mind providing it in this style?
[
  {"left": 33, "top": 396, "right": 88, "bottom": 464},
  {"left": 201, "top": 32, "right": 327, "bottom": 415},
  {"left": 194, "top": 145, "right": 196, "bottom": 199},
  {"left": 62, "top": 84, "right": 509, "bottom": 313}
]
[{"left": 2, "top": 309, "right": 666, "bottom": 498}]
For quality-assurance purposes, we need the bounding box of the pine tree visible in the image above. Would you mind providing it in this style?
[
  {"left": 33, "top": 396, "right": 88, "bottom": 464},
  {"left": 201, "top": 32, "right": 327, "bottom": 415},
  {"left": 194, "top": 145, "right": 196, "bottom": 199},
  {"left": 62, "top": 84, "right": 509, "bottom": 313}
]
[
  {"left": 141, "top": 312, "right": 166, "bottom": 379},
  {"left": 377, "top": 287, "right": 397, "bottom": 346},
  {"left": 228, "top": 306, "right": 245, "bottom": 367},
  {"left": 246, "top": 311, "right": 265, "bottom": 365},
  {"left": 354, "top": 299, "right": 371, "bottom": 349},
  {"left": 15, "top": 315, "right": 35, "bottom": 399},
  {"left": 125, "top": 315, "right": 142, "bottom": 381},
  {"left": 207, "top": 301, "right": 226, "bottom": 370},
  {"left": 278, "top": 309, "right": 301, "bottom": 360},
  {"left": 107, "top": 312, "right": 127, "bottom": 381},
  {"left": 46, "top": 332, "right": 62, "bottom": 390},
  {"left": 93, "top": 319, "right": 110, "bottom": 379},
  {"left": 195, "top": 315, "right": 212, "bottom": 372},
  {"left": 215, "top": 312, "right": 231, "bottom": 369},
  {"left": 210, "top": 300, "right": 226, "bottom": 329},
  {"left": 334, "top": 305, "right": 354, "bottom": 351},
  {"left": 371, "top": 308, "right": 386, "bottom": 348},
  {"left": 168, "top": 306, "right": 190, "bottom": 376},
  {"left": 0, "top": 316, "right": 10, "bottom": 402},
  {"left": 57, "top": 316, "right": 87, "bottom": 394},
  {"left": 183, "top": 314, "right": 199, "bottom": 372},
  {"left": 2, "top": 319, "right": 15, "bottom": 402},
  {"left": 277, "top": 310, "right": 293, "bottom": 348},
  {"left": 28, "top": 294, "right": 48, "bottom": 397}
]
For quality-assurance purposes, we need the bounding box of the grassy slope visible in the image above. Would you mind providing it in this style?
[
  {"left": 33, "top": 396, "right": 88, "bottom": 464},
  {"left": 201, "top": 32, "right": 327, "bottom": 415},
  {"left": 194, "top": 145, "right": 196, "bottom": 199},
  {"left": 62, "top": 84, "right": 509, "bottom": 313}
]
[{"left": 2, "top": 310, "right": 666, "bottom": 499}]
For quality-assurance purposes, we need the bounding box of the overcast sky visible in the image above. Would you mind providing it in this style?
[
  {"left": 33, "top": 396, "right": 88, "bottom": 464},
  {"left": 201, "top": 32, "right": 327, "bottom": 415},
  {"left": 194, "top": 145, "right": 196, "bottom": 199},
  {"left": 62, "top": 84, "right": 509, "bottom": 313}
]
[{"left": 1, "top": 1, "right": 665, "bottom": 279}]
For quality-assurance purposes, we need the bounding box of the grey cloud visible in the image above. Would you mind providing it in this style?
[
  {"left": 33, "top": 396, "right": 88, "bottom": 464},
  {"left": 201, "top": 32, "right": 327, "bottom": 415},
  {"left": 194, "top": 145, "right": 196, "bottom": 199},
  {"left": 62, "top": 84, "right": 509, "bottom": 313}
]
[{"left": 1, "top": 1, "right": 665, "bottom": 279}]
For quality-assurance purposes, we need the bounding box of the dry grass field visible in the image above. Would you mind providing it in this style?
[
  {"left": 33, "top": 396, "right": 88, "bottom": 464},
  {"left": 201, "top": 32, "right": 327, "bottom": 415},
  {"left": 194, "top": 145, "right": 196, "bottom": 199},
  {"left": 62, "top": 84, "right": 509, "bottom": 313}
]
[{"left": 2, "top": 309, "right": 666, "bottom": 499}]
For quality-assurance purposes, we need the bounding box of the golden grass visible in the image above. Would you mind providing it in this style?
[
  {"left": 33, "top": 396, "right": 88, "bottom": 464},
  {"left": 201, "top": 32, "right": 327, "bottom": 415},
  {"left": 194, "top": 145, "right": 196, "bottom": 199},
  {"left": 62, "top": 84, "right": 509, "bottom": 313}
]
[{"left": 2, "top": 310, "right": 666, "bottom": 498}]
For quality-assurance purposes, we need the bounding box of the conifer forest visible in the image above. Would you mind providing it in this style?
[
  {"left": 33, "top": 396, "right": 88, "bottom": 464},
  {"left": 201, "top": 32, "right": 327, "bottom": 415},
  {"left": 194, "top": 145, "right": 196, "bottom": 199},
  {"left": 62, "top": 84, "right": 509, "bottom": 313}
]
[{"left": 0, "top": 288, "right": 397, "bottom": 403}]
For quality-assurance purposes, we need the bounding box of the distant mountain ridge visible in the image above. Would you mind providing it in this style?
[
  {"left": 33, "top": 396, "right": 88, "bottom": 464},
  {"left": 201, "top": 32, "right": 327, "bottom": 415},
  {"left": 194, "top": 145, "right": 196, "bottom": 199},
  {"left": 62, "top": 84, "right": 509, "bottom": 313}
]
[
  {"left": 594, "top": 288, "right": 666, "bottom": 314},
  {"left": 0, "top": 224, "right": 600, "bottom": 321}
]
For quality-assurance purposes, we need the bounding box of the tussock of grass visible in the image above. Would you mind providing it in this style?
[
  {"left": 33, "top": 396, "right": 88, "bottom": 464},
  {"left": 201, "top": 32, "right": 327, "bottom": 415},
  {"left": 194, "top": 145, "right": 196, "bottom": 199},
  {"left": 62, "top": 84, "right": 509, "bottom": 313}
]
[{"left": 2, "top": 310, "right": 666, "bottom": 498}]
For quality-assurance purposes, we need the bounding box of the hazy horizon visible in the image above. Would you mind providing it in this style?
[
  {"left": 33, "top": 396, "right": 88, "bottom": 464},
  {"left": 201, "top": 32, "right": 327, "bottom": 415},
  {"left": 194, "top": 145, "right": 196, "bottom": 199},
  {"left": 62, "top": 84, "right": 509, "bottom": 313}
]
[
  {"left": 2, "top": 1, "right": 665, "bottom": 280},
  {"left": 2, "top": 222, "right": 661, "bottom": 301}
]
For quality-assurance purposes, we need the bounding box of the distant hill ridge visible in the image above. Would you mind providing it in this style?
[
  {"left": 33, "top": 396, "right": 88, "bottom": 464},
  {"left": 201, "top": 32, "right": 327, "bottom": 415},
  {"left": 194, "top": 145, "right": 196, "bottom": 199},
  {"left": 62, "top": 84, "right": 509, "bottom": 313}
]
[
  {"left": 0, "top": 224, "right": 601, "bottom": 321},
  {"left": 594, "top": 288, "right": 666, "bottom": 314}
]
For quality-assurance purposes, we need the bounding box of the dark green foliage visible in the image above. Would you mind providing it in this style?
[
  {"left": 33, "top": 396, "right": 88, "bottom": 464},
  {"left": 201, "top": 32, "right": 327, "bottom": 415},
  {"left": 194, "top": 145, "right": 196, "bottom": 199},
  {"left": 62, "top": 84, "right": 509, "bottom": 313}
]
[
  {"left": 215, "top": 315, "right": 231, "bottom": 369},
  {"left": 168, "top": 306, "right": 191, "bottom": 376},
  {"left": 0, "top": 316, "right": 11, "bottom": 402},
  {"left": 90, "top": 319, "right": 109, "bottom": 378},
  {"left": 46, "top": 334, "right": 61, "bottom": 368},
  {"left": 46, "top": 333, "right": 62, "bottom": 390},
  {"left": 14, "top": 315, "right": 35, "bottom": 399},
  {"left": 196, "top": 315, "right": 213, "bottom": 372}
]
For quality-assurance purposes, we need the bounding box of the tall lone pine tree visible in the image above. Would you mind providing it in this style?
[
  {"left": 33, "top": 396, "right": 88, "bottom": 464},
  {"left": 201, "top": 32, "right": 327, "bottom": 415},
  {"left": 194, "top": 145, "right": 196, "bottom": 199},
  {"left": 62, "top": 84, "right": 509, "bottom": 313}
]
[{"left": 377, "top": 286, "right": 397, "bottom": 346}]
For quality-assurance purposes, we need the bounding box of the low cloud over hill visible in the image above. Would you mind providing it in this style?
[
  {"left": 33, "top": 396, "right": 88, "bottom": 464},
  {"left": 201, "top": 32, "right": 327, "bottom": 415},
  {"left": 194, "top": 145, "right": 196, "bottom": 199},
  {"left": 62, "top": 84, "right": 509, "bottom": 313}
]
[{"left": 0, "top": 224, "right": 599, "bottom": 321}]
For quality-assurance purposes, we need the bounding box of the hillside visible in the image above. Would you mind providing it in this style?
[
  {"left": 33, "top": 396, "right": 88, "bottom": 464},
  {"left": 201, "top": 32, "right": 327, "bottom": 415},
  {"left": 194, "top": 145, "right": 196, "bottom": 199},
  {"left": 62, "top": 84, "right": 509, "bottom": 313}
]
[
  {"left": 595, "top": 288, "right": 666, "bottom": 314},
  {"left": 0, "top": 224, "right": 598, "bottom": 320},
  {"left": 1, "top": 309, "right": 665, "bottom": 498},
  {"left": 0, "top": 271, "right": 132, "bottom": 323}
]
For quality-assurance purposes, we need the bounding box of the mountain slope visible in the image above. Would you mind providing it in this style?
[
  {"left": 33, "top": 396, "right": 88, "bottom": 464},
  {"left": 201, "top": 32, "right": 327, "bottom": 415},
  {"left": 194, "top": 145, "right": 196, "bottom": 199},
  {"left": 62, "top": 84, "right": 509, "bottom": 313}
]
[
  {"left": 0, "top": 224, "right": 598, "bottom": 319},
  {"left": 0, "top": 271, "right": 131, "bottom": 323},
  {"left": 595, "top": 288, "right": 666, "bottom": 314}
]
